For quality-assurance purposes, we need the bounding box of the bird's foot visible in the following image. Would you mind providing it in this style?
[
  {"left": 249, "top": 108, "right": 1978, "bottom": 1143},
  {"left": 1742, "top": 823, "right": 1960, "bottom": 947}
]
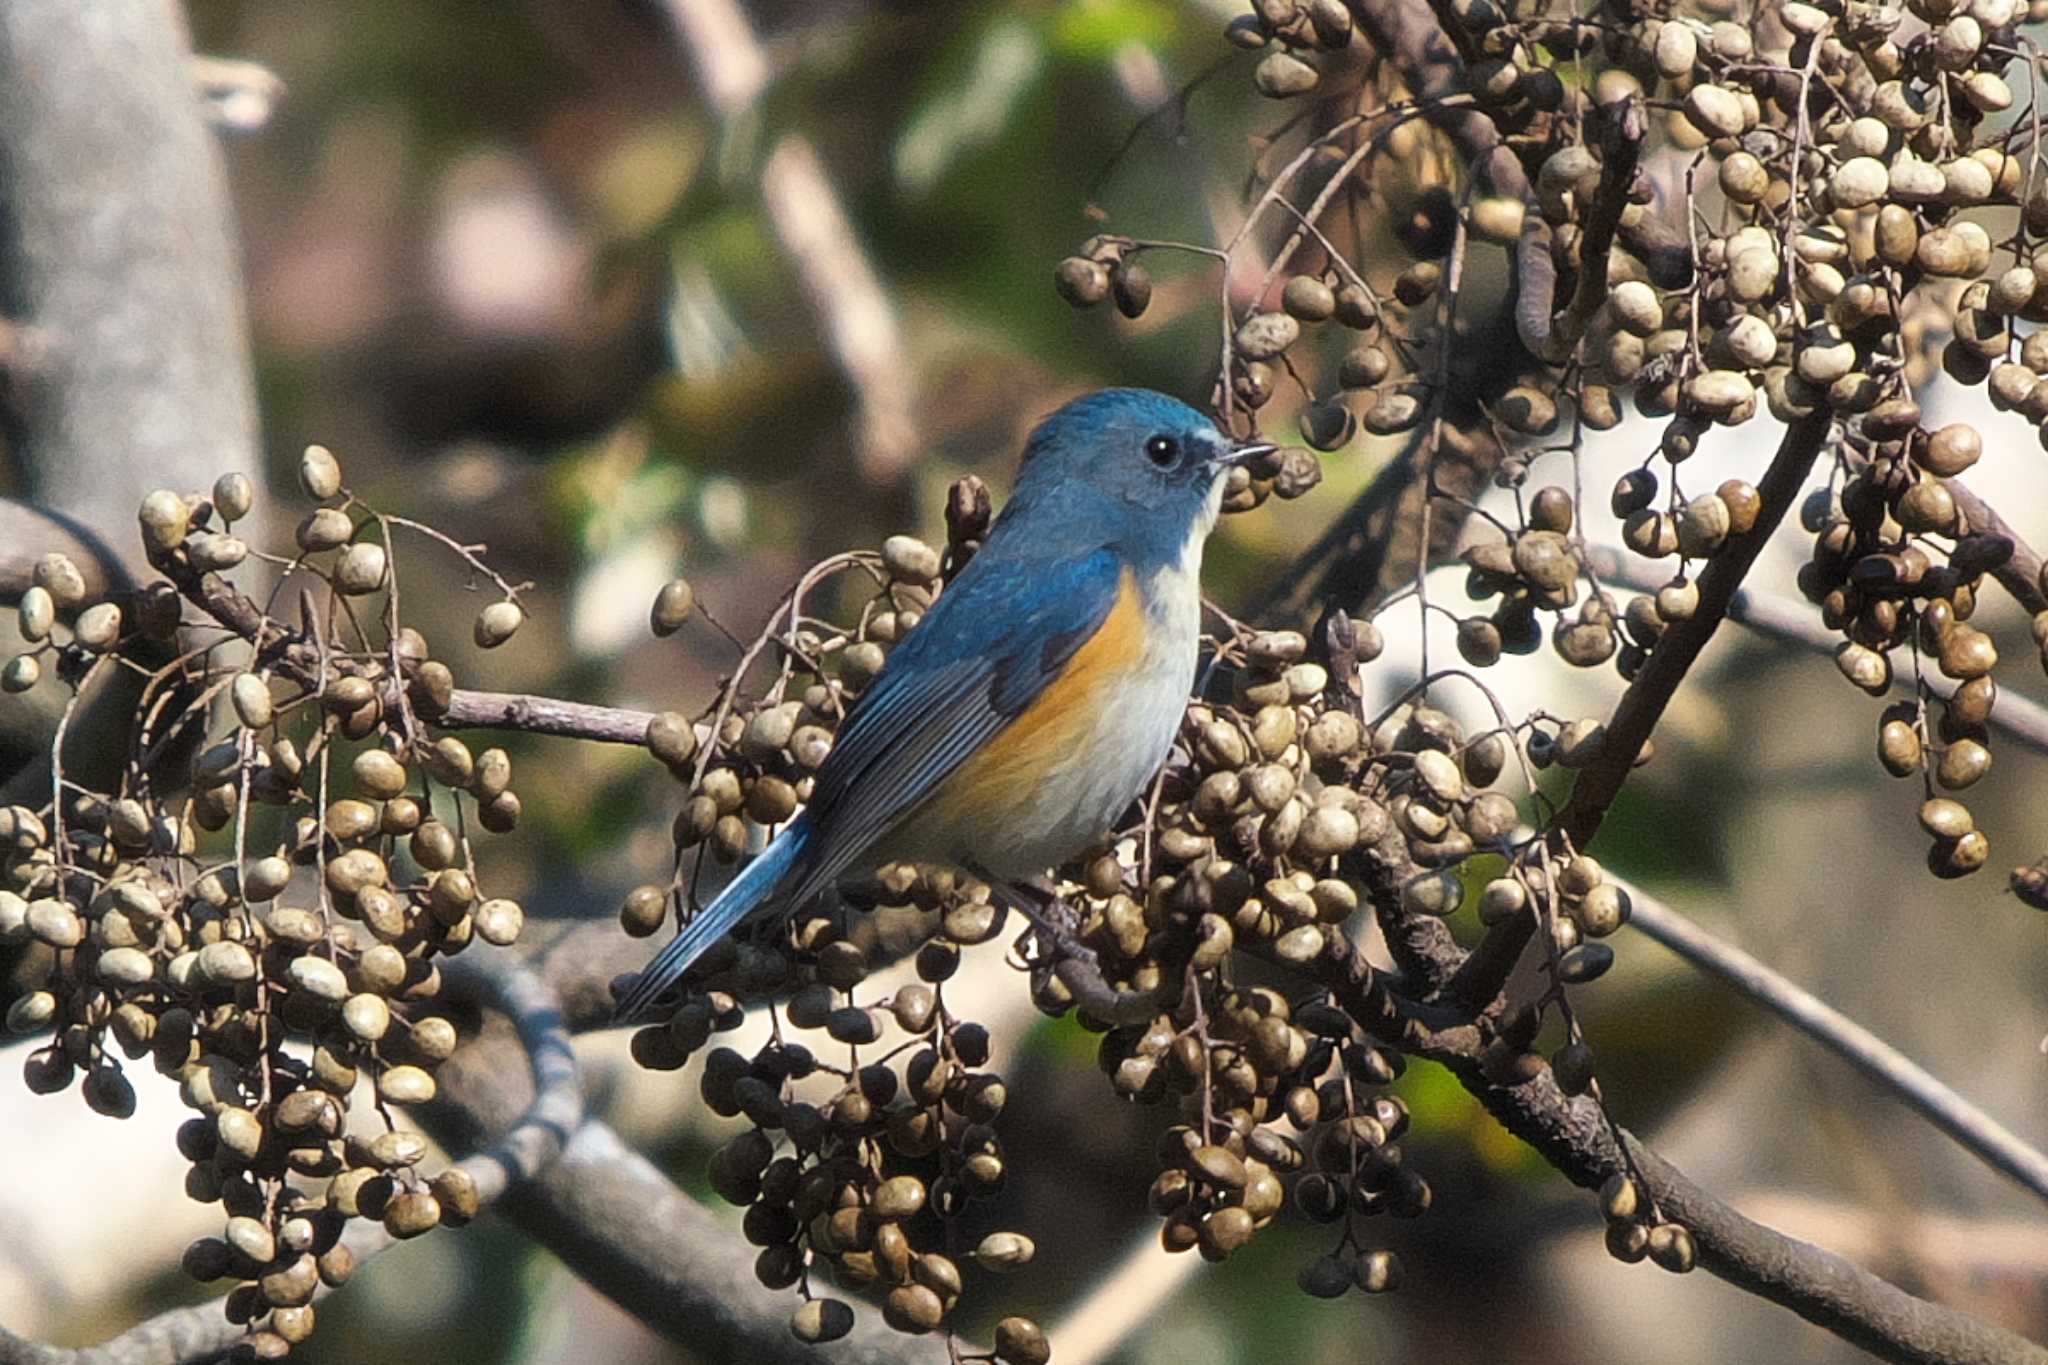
[{"left": 992, "top": 874, "right": 1164, "bottom": 1026}]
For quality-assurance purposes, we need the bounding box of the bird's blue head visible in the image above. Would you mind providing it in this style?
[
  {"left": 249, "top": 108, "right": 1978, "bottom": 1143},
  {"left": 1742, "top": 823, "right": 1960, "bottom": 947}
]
[{"left": 1006, "top": 388, "right": 1273, "bottom": 568}]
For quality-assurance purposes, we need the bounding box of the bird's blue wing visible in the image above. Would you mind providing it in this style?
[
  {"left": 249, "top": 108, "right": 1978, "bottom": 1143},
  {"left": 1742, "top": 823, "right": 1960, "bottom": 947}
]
[{"left": 783, "top": 544, "right": 1123, "bottom": 903}]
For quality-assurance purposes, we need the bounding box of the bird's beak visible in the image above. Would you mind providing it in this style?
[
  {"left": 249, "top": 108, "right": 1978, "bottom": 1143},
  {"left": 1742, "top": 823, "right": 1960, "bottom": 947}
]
[{"left": 1211, "top": 439, "right": 1278, "bottom": 469}]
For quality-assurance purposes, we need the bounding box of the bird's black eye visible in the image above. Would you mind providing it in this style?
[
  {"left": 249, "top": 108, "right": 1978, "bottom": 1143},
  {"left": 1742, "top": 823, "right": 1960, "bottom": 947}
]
[{"left": 1145, "top": 434, "right": 1180, "bottom": 467}]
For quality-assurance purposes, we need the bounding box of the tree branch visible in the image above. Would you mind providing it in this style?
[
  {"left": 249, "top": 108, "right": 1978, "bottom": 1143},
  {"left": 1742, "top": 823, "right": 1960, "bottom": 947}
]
[
  {"left": 1621, "top": 879, "right": 2048, "bottom": 1207},
  {"left": 1536, "top": 98, "right": 1647, "bottom": 362},
  {"left": 658, "top": 0, "right": 919, "bottom": 487},
  {"left": 1554, "top": 414, "right": 1834, "bottom": 847},
  {"left": 1589, "top": 550, "right": 2048, "bottom": 761},
  {"left": 1945, "top": 476, "right": 2048, "bottom": 618},
  {"left": 439, "top": 689, "right": 655, "bottom": 745},
  {"left": 1625, "top": 1135, "right": 2048, "bottom": 1365},
  {"left": 1450, "top": 408, "right": 1836, "bottom": 1012},
  {"left": 1308, "top": 923, "right": 2048, "bottom": 1365},
  {"left": 428, "top": 937, "right": 933, "bottom": 1363},
  {"left": 0, "top": 950, "right": 584, "bottom": 1365}
]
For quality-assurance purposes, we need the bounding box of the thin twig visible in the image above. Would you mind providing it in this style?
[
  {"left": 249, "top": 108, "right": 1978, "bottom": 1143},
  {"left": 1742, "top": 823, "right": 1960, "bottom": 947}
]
[
  {"left": 439, "top": 689, "right": 655, "bottom": 745},
  {"left": 657, "top": 0, "right": 918, "bottom": 485},
  {"left": 1543, "top": 95, "right": 1649, "bottom": 361},
  {"left": 1306, "top": 927, "right": 2048, "bottom": 1365},
  {"left": 757, "top": 137, "right": 921, "bottom": 485},
  {"left": 1620, "top": 878, "right": 2048, "bottom": 1207}
]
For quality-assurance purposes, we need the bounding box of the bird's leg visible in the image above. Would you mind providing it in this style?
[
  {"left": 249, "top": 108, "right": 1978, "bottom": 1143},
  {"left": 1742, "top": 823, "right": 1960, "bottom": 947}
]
[{"left": 987, "top": 873, "right": 1166, "bottom": 1027}]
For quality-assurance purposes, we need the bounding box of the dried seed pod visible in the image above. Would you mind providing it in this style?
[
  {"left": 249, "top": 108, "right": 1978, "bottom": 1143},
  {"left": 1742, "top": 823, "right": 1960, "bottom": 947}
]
[
  {"left": 1282, "top": 275, "right": 1338, "bottom": 322},
  {"left": 1718, "top": 150, "right": 1769, "bottom": 204},
  {"left": 334, "top": 542, "right": 388, "bottom": 594},
  {"left": 1054, "top": 257, "right": 1109, "bottom": 307},
  {"left": 1829, "top": 157, "right": 1889, "bottom": 210},
  {"left": 882, "top": 535, "right": 942, "bottom": 584},
  {"left": 1299, "top": 1253, "right": 1353, "bottom": 1298},
  {"left": 1611, "top": 468, "right": 1658, "bottom": 517},
  {"left": 474, "top": 601, "right": 524, "bottom": 649},
  {"left": 383, "top": 1189, "right": 442, "bottom": 1239},
  {"left": 1676, "top": 494, "right": 1732, "bottom": 557},
  {"left": 74, "top": 602, "right": 122, "bottom": 651},
  {"left": 1235, "top": 311, "right": 1300, "bottom": 360},
  {"left": 1716, "top": 480, "right": 1761, "bottom": 536},
  {"left": 1622, "top": 511, "right": 1679, "bottom": 558},
  {"left": 993, "top": 1316, "right": 1052, "bottom": 1365},
  {"left": 1648, "top": 1223, "right": 1697, "bottom": 1274},
  {"left": 882, "top": 1283, "right": 946, "bottom": 1334},
  {"left": 1299, "top": 401, "right": 1355, "bottom": 451},
  {"left": 34, "top": 554, "right": 87, "bottom": 608},
  {"left": 1683, "top": 84, "right": 1745, "bottom": 138},
  {"left": 1111, "top": 261, "right": 1152, "bottom": 318},
  {"left": 299, "top": 445, "right": 343, "bottom": 499},
  {"left": 1501, "top": 387, "right": 1559, "bottom": 435},
  {"left": 1835, "top": 642, "right": 1891, "bottom": 696},
  {"left": 1937, "top": 739, "right": 1991, "bottom": 790},
  {"left": 1938, "top": 626, "right": 1997, "bottom": 681},
  {"left": 1254, "top": 50, "right": 1321, "bottom": 97},
  {"left": 1878, "top": 718, "right": 1922, "bottom": 776},
  {"left": 377, "top": 1065, "right": 436, "bottom": 1106},
  {"left": 212, "top": 471, "right": 254, "bottom": 522},
  {"left": 1393, "top": 262, "right": 1441, "bottom": 307},
  {"left": 138, "top": 490, "right": 191, "bottom": 556},
  {"left": 1609, "top": 281, "right": 1662, "bottom": 337},
  {"left": 1353, "top": 1248, "right": 1403, "bottom": 1293},
  {"left": 1920, "top": 423, "right": 1981, "bottom": 477}
]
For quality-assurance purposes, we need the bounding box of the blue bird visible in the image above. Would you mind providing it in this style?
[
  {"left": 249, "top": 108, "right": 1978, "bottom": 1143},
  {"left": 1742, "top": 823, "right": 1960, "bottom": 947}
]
[{"left": 612, "top": 388, "right": 1272, "bottom": 1023}]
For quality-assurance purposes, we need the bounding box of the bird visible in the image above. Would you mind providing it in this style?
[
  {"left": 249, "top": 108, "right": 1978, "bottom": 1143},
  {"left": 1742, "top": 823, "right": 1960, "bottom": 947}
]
[{"left": 612, "top": 388, "right": 1274, "bottom": 1024}]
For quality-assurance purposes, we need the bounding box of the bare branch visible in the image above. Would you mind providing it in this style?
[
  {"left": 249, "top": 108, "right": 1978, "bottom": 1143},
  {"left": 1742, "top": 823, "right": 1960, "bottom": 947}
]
[
  {"left": 1309, "top": 926, "right": 2048, "bottom": 1365},
  {"left": 500, "top": 1122, "right": 940, "bottom": 1364},
  {"left": 1621, "top": 879, "right": 2048, "bottom": 1207},
  {"left": 758, "top": 137, "right": 922, "bottom": 486},
  {"left": 658, "top": 0, "right": 768, "bottom": 124},
  {"left": 430, "top": 939, "right": 935, "bottom": 1363},
  {"left": 439, "top": 689, "right": 655, "bottom": 745},
  {"left": 1946, "top": 476, "right": 2048, "bottom": 618},
  {"left": 0, "top": 950, "right": 584, "bottom": 1365},
  {"left": 1555, "top": 413, "right": 1834, "bottom": 848},
  {"left": 1623, "top": 1135, "right": 2048, "bottom": 1365},
  {"left": 1451, "top": 408, "right": 1837, "bottom": 1012},
  {"left": 1531, "top": 97, "right": 1648, "bottom": 362}
]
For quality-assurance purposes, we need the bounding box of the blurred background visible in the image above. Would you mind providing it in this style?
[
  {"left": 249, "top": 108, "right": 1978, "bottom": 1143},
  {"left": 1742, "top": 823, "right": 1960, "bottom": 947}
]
[{"left": 3, "top": 1, "right": 2047, "bottom": 1361}]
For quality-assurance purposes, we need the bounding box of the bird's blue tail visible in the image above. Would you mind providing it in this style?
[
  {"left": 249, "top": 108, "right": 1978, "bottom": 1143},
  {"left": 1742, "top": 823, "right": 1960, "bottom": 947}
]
[{"left": 611, "top": 819, "right": 811, "bottom": 1024}]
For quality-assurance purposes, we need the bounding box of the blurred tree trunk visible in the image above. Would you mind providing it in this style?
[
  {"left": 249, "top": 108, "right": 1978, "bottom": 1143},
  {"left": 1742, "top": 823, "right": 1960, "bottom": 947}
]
[
  {"left": 0, "top": 1, "right": 260, "bottom": 540},
  {"left": 0, "top": 1, "right": 263, "bottom": 795}
]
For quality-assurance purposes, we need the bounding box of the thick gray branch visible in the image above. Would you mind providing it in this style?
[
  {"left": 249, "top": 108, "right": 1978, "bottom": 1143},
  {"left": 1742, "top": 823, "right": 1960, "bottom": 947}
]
[
  {"left": 0, "top": 952, "right": 585, "bottom": 1365},
  {"left": 429, "top": 937, "right": 933, "bottom": 1364}
]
